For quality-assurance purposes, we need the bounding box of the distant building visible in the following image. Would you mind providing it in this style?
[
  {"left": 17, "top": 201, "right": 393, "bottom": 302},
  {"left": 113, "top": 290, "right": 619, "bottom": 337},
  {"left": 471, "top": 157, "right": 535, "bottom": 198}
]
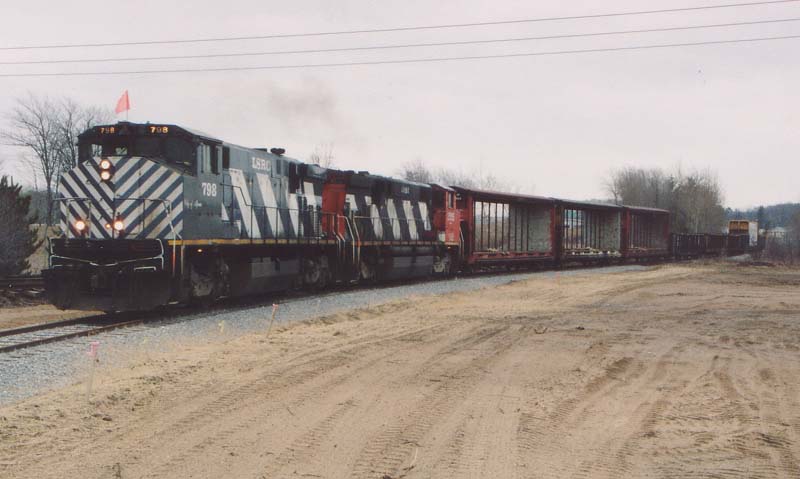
[{"left": 766, "top": 227, "right": 788, "bottom": 239}]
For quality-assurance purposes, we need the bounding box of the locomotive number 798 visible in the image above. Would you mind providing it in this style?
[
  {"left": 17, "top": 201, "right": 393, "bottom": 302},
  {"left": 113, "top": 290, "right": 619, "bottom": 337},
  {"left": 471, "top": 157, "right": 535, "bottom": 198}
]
[{"left": 201, "top": 182, "right": 218, "bottom": 197}]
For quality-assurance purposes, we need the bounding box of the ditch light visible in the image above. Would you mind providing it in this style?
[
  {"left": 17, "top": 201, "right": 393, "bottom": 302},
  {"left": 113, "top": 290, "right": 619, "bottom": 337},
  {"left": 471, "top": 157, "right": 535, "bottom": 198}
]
[{"left": 98, "top": 158, "right": 114, "bottom": 182}]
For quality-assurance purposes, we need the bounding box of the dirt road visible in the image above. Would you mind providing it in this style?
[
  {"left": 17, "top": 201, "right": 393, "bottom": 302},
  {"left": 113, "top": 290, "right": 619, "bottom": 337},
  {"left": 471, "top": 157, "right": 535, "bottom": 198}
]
[{"left": 2, "top": 262, "right": 800, "bottom": 478}]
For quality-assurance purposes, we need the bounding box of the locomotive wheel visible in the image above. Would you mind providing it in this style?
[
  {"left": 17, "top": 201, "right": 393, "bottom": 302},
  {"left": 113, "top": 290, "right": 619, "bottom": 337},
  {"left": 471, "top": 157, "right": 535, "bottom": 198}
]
[
  {"left": 432, "top": 255, "right": 449, "bottom": 275},
  {"left": 359, "top": 259, "right": 377, "bottom": 282},
  {"left": 302, "top": 257, "right": 329, "bottom": 290}
]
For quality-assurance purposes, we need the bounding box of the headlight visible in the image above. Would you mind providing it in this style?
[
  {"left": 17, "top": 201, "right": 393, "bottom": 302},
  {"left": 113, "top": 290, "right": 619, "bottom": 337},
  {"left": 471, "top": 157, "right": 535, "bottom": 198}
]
[
  {"left": 113, "top": 219, "right": 125, "bottom": 231},
  {"left": 99, "top": 159, "right": 115, "bottom": 182},
  {"left": 75, "top": 219, "right": 87, "bottom": 232}
]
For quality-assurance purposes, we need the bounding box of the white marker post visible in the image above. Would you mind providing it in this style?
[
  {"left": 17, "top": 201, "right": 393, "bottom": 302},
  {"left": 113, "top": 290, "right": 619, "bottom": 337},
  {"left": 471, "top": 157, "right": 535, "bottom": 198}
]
[
  {"left": 86, "top": 341, "right": 100, "bottom": 401},
  {"left": 266, "top": 304, "right": 279, "bottom": 337}
]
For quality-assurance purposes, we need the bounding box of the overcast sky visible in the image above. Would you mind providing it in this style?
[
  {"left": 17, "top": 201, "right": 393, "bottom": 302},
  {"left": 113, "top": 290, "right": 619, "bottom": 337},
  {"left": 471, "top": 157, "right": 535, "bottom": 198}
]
[{"left": 0, "top": 0, "right": 798, "bottom": 209}]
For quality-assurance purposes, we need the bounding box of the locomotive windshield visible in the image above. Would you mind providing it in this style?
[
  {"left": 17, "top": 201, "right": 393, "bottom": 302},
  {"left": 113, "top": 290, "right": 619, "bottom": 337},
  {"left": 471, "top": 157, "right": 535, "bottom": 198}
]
[{"left": 78, "top": 123, "right": 197, "bottom": 170}]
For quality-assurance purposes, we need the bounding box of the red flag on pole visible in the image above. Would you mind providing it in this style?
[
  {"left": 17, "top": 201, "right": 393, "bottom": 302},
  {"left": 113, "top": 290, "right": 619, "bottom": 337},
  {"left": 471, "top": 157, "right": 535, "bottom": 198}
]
[{"left": 115, "top": 90, "right": 130, "bottom": 114}]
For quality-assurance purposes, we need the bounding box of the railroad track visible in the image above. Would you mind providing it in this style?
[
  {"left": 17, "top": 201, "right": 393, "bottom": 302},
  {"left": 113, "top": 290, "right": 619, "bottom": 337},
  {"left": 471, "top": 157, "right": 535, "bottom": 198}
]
[
  {"left": 1, "top": 275, "right": 44, "bottom": 290},
  {"left": 0, "top": 314, "right": 145, "bottom": 354},
  {"left": 0, "top": 262, "right": 662, "bottom": 357}
]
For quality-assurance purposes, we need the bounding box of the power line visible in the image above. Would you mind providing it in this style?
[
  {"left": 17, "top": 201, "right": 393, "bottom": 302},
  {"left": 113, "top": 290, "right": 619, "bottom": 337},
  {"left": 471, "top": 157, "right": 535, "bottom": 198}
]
[
  {"left": 0, "top": 33, "right": 797, "bottom": 78},
  {"left": 2, "top": 17, "right": 798, "bottom": 66},
  {"left": 1, "top": 0, "right": 798, "bottom": 51}
]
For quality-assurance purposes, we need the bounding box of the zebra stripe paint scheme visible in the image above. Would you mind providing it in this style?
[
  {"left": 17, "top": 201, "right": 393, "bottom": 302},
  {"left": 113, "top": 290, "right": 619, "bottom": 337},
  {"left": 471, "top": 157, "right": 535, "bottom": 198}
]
[
  {"left": 346, "top": 192, "right": 431, "bottom": 242},
  {"left": 225, "top": 169, "right": 324, "bottom": 240},
  {"left": 58, "top": 156, "right": 183, "bottom": 240}
]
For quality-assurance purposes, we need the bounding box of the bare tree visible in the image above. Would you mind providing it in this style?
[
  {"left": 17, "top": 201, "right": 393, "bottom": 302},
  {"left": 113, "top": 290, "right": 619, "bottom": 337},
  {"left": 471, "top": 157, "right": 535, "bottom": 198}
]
[
  {"left": 434, "top": 167, "right": 475, "bottom": 188},
  {"left": 308, "top": 142, "right": 336, "bottom": 168},
  {"left": 1, "top": 94, "right": 61, "bottom": 225},
  {"left": 399, "top": 158, "right": 434, "bottom": 183},
  {"left": 55, "top": 98, "right": 112, "bottom": 172},
  {"left": 398, "top": 160, "right": 522, "bottom": 193},
  {"left": 2, "top": 94, "right": 112, "bottom": 225}
]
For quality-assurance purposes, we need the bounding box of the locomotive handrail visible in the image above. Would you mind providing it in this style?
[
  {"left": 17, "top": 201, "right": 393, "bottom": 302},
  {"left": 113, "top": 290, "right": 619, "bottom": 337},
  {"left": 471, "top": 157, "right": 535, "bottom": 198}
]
[
  {"left": 51, "top": 196, "right": 179, "bottom": 241},
  {"left": 114, "top": 197, "right": 181, "bottom": 241},
  {"left": 344, "top": 215, "right": 359, "bottom": 267},
  {"left": 352, "top": 215, "right": 432, "bottom": 242},
  {"left": 49, "top": 241, "right": 165, "bottom": 270},
  {"left": 221, "top": 182, "right": 327, "bottom": 242},
  {"left": 51, "top": 197, "right": 96, "bottom": 239}
]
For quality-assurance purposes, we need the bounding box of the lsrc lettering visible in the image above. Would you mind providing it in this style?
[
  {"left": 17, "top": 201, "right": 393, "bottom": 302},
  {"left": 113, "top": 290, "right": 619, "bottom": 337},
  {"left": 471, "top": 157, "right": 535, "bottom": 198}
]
[{"left": 251, "top": 157, "right": 271, "bottom": 172}]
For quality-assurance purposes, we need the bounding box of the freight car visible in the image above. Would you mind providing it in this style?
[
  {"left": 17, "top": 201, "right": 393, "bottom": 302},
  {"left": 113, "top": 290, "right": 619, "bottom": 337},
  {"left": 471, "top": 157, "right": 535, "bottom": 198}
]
[
  {"left": 669, "top": 232, "right": 751, "bottom": 258},
  {"left": 42, "top": 121, "right": 756, "bottom": 312}
]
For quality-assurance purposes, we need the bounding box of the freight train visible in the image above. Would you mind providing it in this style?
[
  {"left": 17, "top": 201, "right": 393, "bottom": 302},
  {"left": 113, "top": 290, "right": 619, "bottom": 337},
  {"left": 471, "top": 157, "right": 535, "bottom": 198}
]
[{"left": 42, "top": 122, "right": 755, "bottom": 312}]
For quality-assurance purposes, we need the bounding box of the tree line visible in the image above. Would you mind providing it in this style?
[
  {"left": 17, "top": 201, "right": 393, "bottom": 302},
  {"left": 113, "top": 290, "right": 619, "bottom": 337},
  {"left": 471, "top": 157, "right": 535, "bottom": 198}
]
[
  {"left": 604, "top": 166, "right": 726, "bottom": 234},
  {"left": 399, "top": 160, "right": 728, "bottom": 234},
  {"left": 726, "top": 203, "right": 800, "bottom": 230}
]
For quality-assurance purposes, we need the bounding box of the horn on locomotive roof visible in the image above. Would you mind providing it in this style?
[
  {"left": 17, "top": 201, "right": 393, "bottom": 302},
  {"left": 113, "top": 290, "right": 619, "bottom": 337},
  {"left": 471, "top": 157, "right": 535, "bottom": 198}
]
[{"left": 270, "top": 148, "right": 285, "bottom": 156}]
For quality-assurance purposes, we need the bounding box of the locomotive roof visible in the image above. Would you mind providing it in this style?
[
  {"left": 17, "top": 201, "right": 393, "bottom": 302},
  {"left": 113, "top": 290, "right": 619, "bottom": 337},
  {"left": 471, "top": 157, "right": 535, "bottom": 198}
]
[
  {"left": 330, "top": 169, "right": 431, "bottom": 189},
  {"left": 82, "top": 121, "right": 305, "bottom": 163},
  {"left": 80, "top": 121, "right": 222, "bottom": 143},
  {"left": 430, "top": 183, "right": 456, "bottom": 192}
]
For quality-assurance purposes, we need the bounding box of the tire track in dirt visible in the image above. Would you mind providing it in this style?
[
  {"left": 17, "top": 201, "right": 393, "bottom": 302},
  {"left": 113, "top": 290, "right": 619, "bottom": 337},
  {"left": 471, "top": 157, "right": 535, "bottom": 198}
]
[
  {"left": 420, "top": 335, "right": 534, "bottom": 479},
  {"left": 347, "top": 323, "right": 528, "bottom": 479},
  {"left": 584, "top": 271, "right": 700, "bottom": 308},
  {"left": 429, "top": 420, "right": 472, "bottom": 478},
  {"left": 565, "top": 343, "right": 689, "bottom": 479},
  {"left": 143, "top": 319, "right": 508, "bottom": 478},
  {"left": 141, "top": 322, "right": 469, "bottom": 477},
  {"left": 742, "top": 358, "right": 800, "bottom": 478},
  {"left": 515, "top": 340, "right": 687, "bottom": 478},
  {"left": 515, "top": 342, "right": 640, "bottom": 454},
  {"left": 9, "top": 322, "right": 453, "bottom": 478},
  {"left": 254, "top": 398, "right": 359, "bottom": 478},
  {"left": 646, "top": 352, "right": 796, "bottom": 479}
]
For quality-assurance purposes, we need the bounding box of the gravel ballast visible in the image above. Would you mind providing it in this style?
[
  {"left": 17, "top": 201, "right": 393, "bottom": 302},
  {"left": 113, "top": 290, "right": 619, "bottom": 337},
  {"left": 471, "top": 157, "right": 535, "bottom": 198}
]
[{"left": 0, "top": 265, "right": 647, "bottom": 405}]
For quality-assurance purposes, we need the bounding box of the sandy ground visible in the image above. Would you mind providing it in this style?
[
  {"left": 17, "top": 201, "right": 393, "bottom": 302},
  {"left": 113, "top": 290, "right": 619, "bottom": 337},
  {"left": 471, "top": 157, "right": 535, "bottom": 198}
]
[
  {"left": 2, "top": 262, "right": 800, "bottom": 478},
  {"left": 0, "top": 304, "right": 95, "bottom": 330}
]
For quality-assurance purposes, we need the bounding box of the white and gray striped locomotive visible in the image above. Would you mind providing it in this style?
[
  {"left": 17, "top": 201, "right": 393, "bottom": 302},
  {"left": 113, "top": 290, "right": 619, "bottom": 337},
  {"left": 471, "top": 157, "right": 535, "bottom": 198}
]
[{"left": 44, "top": 122, "right": 454, "bottom": 311}]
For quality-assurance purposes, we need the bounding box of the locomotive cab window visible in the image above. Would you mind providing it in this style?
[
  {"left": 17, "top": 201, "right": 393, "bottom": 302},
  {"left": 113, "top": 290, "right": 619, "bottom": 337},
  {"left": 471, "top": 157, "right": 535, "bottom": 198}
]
[
  {"left": 288, "top": 163, "right": 300, "bottom": 192},
  {"left": 212, "top": 145, "right": 221, "bottom": 174},
  {"left": 79, "top": 131, "right": 196, "bottom": 171},
  {"left": 433, "top": 191, "right": 445, "bottom": 209},
  {"left": 197, "top": 144, "right": 212, "bottom": 174},
  {"left": 222, "top": 146, "right": 230, "bottom": 170}
]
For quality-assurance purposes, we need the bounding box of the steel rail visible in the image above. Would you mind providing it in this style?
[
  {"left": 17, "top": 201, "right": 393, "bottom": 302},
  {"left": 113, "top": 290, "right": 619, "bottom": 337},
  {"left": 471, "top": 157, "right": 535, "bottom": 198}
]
[
  {"left": 0, "top": 314, "right": 145, "bottom": 354},
  {"left": 0, "top": 276, "right": 44, "bottom": 290}
]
